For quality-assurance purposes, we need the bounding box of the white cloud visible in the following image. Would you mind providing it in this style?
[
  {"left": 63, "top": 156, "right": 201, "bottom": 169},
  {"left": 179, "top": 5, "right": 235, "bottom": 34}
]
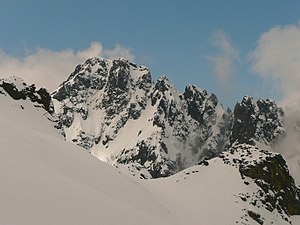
[
  {"left": 77, "top": 42, "right": 103, "bottom": 59},
  {"left": 250, "top": 23, "right": 300, "bottom": 108},
  {"left": 103, "top": 44, "right": 135, "bottom": 61},
  {"left": 208, "top": 30, "right": 239, "bottom": 91},
  {"left": 0, "top": 42, "right": 135, "bottom": 91},
  {"left": 251, "top": 24, "right": 300, "bottom": 179}
]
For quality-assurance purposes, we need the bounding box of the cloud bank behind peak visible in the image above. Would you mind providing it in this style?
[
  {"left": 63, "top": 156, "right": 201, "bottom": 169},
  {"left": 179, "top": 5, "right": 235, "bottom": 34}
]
[
  {"left": 250, "top": 23, "right": 300, "bottom": 109},
  {"left": 0, "top": 42, "right": 135, "bottom": 91}
]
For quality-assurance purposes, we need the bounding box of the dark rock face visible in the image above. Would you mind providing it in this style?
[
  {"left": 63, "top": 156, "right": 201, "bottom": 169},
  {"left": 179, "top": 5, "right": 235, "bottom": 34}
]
[
  {"left": 220, "top": 144, "right": 300, "bottom": 222},
  {"left": 1, "top": 82, "right": 27, "bottom": 100},
  {"left": 247, "top": 210, "right": 264, "bottom": 225},
  {"left": 116, "top": 140, "right": 175, "bottom": 178},
  {"left": 240, "top": 153, "right": 300, "bottom": 216},
  {"left": 256, "top": 99, "right": 285, "bottom": 144},
  {"left": 231, "top": 96, "right": 285, "bottom": 146},
  {"left": 102, "top": 60, "right": 131, "bottom": 116},
  {"left": 183, "top": 85, "right": 218, "bottom": 124},
  {"left": 231, "top": 96, "right": 257, "bottom": 145},
  {"left": 0, "top": 78, "right": 54, "bottom": 114},
  {"left": 53, "top": 58, "right": 109, "bottom": 102},
  {"left": 181, "top": 85, "right": 232, "bottom": 162},
  {"left": 36, "top": 88, "right": 54, "bottom": 114},
  {"left": 225, "top": 97, "right": 300, "bottom": 221}
]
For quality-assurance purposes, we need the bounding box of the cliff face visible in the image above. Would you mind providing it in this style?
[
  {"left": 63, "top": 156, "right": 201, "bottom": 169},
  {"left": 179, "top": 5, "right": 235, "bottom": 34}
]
[
  {"left": 240, "top": 153, "right": 300, "bottom": 216},
  {"left": 0, "top": 76, "right": 54, "bottom": 114},
  {"left": 231, "top": 96, "right": 285, "bottom": 146},
  {"left": 228, "top": 97, "right": 300, "bottom": 221},
  {"left": 219, "top": 143, "right": 300, "bottom": 223}
]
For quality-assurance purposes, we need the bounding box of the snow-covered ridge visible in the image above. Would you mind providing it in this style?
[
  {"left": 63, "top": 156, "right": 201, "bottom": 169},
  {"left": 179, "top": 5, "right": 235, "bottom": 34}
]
[
  {"left": 0, "top": 76, "right": 61, "bottom": 139},
  {"left": 146, "top": 143, "right": 300, "bottom": 225},
  {"left": 0, "top": 76, "right": 54, "bottom": 114}
]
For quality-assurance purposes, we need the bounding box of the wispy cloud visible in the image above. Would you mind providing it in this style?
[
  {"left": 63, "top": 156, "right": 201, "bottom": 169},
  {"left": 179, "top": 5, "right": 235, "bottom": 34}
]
[
  {"left": 0, "top": 42, "right": 135, "bottom": 91},
  {"left": 207, "top": 30, "right": 240, "bottom": 92},
  {"left": 250, "top": 23, "right": 300, "bottom": 109},
  {"left": 103, "top": 44, "right": 135, "bottom": 61}
]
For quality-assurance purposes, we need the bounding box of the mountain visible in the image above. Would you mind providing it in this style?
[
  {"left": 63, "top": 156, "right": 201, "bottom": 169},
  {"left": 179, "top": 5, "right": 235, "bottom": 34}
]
[
  {"left": 51, "top": 58, "right": 288, "bottom": 180},
  {"left": 231, "top": 95, "right": 285, "bottom": 147},
  {"left": 51, "top": 57, "right": 232, "bottom": 178},
  {"left": 1, "top": 58, "right": 300, "bottom": 224},
  {"left": 48, "top": 57, "right": 300, "bottom": 223},
  {"left": 0, "top": 76, "right": 300, "bottom": 224}
]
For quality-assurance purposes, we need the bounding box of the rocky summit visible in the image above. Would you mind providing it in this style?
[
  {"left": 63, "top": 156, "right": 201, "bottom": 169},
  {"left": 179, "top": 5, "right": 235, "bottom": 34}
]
[
  {"left": 51, "top": 58, "right": 232, "bottom": 178},
  {"left": 231, "top": 96, "right": 285, "bottom": 146}
]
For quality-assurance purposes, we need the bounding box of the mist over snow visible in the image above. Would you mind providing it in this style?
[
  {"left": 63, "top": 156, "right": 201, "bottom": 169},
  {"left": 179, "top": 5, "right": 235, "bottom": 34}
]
[
  {"left": 273, "top": 110, "right": 300, "bottom": 184},
  {"left": 0, "top": 42, "right": 134, "bottom": 92}
]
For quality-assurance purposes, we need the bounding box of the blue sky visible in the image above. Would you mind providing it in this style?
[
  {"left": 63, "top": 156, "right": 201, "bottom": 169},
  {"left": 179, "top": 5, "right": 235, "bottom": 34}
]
[{"left": 1, "top": 0, "right": 300, "bottom": 108}]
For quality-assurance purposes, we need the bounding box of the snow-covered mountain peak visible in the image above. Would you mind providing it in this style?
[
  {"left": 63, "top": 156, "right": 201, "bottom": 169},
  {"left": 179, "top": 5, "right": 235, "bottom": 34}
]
[
  {"left": 52, "top": 58, "right": 231, "bottom": 178},
  {"left": 51, "top": 58, "right": 289, "bottom": 181},
  {"left": 52, "top": 57, "right": 151, "bottom": 102}
]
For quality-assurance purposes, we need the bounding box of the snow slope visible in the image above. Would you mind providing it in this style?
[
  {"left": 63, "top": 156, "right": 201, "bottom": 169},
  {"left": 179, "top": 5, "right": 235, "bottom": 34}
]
[
  {"left": 1, "top": 76, "right": 299, "bottom": 225},
  {"left": 145, "top": 145, "right": 298, "bottom": 225},
  {"left": 0, "top": 104, "right": 293, "bottom": 225},
  {"left": 0, "top": 83, "right": 177, "bottom": 225},
  {"left": 292, "top": 216, "right": 300, "bottom": 224}
]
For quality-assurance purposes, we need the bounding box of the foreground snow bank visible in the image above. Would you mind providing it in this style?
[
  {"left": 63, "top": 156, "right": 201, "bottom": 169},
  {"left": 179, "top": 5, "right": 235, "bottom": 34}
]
[
  {"left": 0, "top": 95, "right": 175, "bottom": 225},
  {"left": 0, "top": 81, "right": 298, "bottom": 225}
]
